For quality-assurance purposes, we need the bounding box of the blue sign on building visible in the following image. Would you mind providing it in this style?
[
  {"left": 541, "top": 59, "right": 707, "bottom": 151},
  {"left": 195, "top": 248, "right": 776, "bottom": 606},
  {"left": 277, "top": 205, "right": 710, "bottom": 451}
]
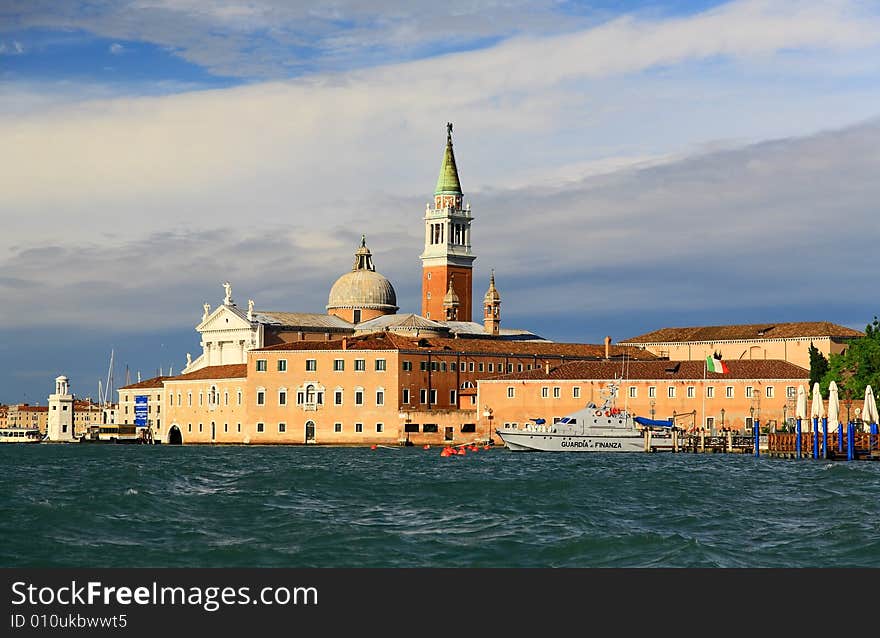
[{"left": 134, "top": 395, "right": 148, "bottom": 427}]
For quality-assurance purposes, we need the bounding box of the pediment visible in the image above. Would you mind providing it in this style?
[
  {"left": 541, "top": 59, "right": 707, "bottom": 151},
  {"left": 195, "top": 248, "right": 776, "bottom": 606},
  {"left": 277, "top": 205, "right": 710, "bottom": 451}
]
[{"left": 197, "top": 305, "right": 253, "bottom": 332}]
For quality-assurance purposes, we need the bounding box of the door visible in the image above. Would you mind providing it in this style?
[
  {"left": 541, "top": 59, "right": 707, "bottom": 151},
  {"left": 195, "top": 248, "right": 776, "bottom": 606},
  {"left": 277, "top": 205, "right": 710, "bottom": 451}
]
[
  {"left": 305, "top": 420, "right": 316, "bottom": 443},
  {"left": 444, "top": 427, "right": 454, "bottom": 441}
]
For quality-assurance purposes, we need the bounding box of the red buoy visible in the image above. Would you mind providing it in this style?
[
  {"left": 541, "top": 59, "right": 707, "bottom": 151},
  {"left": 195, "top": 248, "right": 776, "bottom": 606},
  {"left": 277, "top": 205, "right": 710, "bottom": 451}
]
[
  {"left": 423, "top": 444, "right": 430, "bottom": 450},
  {"left": 370, "top": 444, "right": 377, "bottom": 450}
]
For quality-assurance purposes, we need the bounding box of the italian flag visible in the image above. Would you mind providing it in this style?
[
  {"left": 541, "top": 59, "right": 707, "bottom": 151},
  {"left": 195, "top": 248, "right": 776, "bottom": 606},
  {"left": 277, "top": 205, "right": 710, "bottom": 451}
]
[{"left": 706, "top": 355, "right": 729, "bottom": 374}]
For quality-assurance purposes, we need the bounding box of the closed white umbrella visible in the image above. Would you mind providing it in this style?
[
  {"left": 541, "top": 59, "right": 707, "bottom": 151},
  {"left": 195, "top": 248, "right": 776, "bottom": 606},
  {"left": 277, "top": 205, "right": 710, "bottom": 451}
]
[
  {"left": 796, "top": 384, "right": 807, "bottom": 420},
  {"left": 828, "top": 381, "right": 840, "bottom": 427},
  {"left": 810, "top": 382, "right": 825, "bottom": 420},
  {"left": 863, "top": 385, "right": 879, "bottom": 430}
]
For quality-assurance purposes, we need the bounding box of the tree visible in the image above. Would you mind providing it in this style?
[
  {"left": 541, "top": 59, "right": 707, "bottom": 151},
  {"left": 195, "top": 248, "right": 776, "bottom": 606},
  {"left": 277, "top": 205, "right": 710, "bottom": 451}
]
[
  {"left": 808, "top": 341, "right": 829, "bottom": 395},
  {"left": 821, "top": 316, "right": 880, "bottom": 400}
]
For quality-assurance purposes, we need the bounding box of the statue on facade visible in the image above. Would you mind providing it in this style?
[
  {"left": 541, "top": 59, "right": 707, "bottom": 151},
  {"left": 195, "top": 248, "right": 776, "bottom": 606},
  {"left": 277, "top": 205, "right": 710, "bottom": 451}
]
[
  {"left": 247, "top": 299, "right": 255, "bottom": 321},
  {"left": 223, "top": 281, "right": 233, "bottom": 305},
  {"left": 202, "top": 303, "right": 210, "bottom": 322},
  {"left": 186, "top": 353, "right": 192, "bottom": 367}
]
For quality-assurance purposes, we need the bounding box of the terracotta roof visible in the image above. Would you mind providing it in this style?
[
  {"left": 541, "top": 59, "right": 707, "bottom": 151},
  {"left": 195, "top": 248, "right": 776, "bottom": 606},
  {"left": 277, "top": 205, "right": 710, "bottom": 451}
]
[
  {"left": 490, "top": 359, "right": 809, "bottom": 381},
  {"left": 119, "top": 376, "right": 171, "bottom": 390},
  {"left": 620, "top": 321, "right": 864, "bottom": 344},
  {"left": 254, "top": 331, "right": 657, "bottom": 359},
  {"left": 166, "top": 364, "right": 248, "bottom": 382}
]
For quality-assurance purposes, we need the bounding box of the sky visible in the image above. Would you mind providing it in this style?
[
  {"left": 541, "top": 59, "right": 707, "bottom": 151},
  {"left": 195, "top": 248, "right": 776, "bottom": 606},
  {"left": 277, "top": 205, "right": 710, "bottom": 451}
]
[{"left": 1, "top": 0, "right": 879, "bottom": 404}]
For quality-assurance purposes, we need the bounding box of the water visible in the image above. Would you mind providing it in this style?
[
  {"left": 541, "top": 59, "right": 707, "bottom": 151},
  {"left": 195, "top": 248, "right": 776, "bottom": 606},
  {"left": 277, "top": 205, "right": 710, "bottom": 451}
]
[{"left": 3, "top": 444, "right": 880, "bottom": 568}]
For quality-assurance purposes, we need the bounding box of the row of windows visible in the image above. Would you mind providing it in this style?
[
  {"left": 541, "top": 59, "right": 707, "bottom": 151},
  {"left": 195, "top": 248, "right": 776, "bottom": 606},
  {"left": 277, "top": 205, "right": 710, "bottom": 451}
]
[
  {"left": 169, "top": 390, "right": 243, "bottom": 407},
  {"left": 256, "top": 358, "right": 541, "bottom": 374},
  {"left": 503, "top": 385, "right": 794, "bottom": 400},
  {"left": 253, "top": 387, "right": 460, "bottom": 407},
  {"left": 181, "top": 423, "right": 242, "bottom": 433},
  {"left": 256, "top": 358, "right": 388, "bottom": 372},
  {"left": 253, "top": 422, "right": 384, "bottom": 434}
]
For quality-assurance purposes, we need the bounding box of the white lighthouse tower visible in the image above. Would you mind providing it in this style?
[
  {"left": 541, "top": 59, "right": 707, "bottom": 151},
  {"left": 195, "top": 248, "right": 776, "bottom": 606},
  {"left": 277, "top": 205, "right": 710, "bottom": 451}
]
[{"left": 47, "top": 375, "right": 76, "bottom": 442}]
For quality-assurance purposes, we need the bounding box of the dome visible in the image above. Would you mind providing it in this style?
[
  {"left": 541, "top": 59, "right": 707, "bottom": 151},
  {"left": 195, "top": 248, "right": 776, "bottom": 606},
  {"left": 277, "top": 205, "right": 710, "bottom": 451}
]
[
  {"left": 326, "top": 236, "right": 399, "bottom": 313},
  {"left": 327, "top": 269, "right": 398, "bottom": 311}
]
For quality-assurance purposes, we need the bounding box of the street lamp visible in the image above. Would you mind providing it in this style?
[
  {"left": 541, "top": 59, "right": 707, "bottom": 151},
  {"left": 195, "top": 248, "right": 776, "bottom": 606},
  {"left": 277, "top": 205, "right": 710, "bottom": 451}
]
[
  {"left": 783, "top": 404, "right": 788, "bottom": 432},
  {"left": 482, "top": 406, "right": 494, "bottom": 444},
  {"left": 720, "top": 407, "right": 725, "bottom": 431},
  {"left": 650, "top": 399, "right": 656, "bottom": 420},
  {"left": 750, "top": 406, "right": 755, "bottom": 434}
]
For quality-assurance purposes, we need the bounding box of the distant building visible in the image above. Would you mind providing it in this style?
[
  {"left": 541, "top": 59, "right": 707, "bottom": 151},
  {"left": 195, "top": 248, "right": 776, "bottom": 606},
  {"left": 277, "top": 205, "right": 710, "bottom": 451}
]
[
  {"left": 117, "top": 376, "right": 169, "bottom": 441},
  {"left": 619, "top": 321, "right": 863, "bottom": 370},
  {"left": 6, "top": 404, "right": 49, "bottom": 433}
]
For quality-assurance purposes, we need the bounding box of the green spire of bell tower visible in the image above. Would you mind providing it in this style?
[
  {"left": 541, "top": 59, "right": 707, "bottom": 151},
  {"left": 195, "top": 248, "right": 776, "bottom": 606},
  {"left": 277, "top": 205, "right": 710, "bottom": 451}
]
[{"left": 435, "top": 122, "right": 462, "bottom": 195}]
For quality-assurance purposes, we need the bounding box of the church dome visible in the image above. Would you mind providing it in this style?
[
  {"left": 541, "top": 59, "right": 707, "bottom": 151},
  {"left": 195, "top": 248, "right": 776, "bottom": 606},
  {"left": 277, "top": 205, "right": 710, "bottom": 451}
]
[{"left": 327, "top": 236, "right": 399, "bottom": 313}]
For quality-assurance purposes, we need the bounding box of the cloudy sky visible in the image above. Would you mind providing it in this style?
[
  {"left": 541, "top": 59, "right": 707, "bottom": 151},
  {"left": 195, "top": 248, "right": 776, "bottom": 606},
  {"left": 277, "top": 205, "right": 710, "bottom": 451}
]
[{"left": 2, "top": 0, "right": 879, "bottom": 404}]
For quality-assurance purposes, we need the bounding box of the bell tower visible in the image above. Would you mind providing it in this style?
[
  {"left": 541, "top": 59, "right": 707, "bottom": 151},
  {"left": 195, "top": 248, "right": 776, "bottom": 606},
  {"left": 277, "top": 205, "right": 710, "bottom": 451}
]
[{"left": 420, "top": 122, "right": 475, "bottom": 321}]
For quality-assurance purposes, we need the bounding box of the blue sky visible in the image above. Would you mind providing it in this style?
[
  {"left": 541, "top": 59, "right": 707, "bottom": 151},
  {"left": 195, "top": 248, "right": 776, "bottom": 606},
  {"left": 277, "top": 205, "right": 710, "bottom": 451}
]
[{"left": 2, "top": 0, "right": 880, "bottom": 404}]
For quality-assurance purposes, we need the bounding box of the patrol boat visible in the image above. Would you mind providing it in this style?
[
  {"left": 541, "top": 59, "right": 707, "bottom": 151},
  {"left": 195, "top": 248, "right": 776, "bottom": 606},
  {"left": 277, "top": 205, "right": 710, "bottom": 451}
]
[{"left": 494, "top": 382, "right": 673, "bottom": 452}]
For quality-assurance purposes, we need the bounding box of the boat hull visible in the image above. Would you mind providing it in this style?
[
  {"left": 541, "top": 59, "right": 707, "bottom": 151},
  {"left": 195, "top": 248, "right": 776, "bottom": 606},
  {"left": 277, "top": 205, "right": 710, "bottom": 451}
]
[{"left": 496, "top": 430, "right": 645, "bottom": 452}]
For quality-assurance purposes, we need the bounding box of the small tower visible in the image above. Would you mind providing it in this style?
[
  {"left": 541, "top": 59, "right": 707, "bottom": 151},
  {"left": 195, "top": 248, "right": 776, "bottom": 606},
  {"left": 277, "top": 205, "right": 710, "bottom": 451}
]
[
  {"left": 47, "top": 375, "right": 75, "bottom": 442},
  {"left": 421, "top": 123, "right": 476, "bottom": 321},
  {"left": 483, "top": 270, "right": 501, "bottom": 336},
  {"left": 443, "top": 276, "right": 460, "bottom": 321}
]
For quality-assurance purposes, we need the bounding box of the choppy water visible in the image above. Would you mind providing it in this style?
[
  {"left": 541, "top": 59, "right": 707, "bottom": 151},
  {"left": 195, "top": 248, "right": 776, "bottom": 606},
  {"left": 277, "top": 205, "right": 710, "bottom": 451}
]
[{"left": 2, "top": 444, "right": 879, "bottom": 568}]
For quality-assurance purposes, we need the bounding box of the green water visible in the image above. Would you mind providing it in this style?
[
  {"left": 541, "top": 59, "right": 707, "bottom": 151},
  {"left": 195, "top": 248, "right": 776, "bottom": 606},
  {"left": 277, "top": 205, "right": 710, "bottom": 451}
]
[{"left": 3, "top": 444, "right": 879, "bottom": 567}]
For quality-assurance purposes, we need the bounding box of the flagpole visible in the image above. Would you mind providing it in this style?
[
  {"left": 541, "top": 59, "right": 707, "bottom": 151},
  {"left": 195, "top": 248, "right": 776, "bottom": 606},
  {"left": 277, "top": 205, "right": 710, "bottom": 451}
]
[{"left": 701, "top": 353, "right": 706, "bottom": 434}]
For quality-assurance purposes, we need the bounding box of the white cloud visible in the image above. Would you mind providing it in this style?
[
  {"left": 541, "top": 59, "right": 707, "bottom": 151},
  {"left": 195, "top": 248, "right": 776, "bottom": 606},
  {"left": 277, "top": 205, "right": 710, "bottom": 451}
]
[{"left": 109, "top": 42, "right": 125, "bottom": 54}]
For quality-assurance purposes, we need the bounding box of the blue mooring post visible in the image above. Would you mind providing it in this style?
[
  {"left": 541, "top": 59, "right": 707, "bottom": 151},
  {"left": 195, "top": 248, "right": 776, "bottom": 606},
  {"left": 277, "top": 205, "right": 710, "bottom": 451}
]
[
  {"left": 796, "top": 418, "right": 802, "bottom": 458},
  {"left": 847, "top": 422, "right": 854, "bottom": 461},
  {"left": 754, "top": 419, "right": 760, "bottom": 457},
  {"left": 822, "top": 417, "right": 828, "bottom": 459},
  {"left": 813, "top": 417, "right": 819, "bottom": 459},
  {"left": 871, "top": 423, "right": 878, "bottom": 453},
  {"left": 838, "top": 423, "right": 843, "bottom": 452}
]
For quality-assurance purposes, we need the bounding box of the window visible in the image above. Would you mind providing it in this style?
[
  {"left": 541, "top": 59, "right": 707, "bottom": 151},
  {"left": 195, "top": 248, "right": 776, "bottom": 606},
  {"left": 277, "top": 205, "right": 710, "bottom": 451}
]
[
  {"left": 256, "top": 390, "right": 265, "bottom": 406},
  {"left": 198, "top": 423, "right": 203, "bottom": 432},
  {"left": 376, "top": 423, "right": 384, "bottom": 433},
  {"left": 420, "top": 389, "right": 427, "bottom": 404},
  {"left": 423, "top": 424, "right": 438, "bottom": 433},
  {"left": 787, "top": 386, "right": 796, "bottom": 398},
  {"left": 766, "top": 386, "right": 775, "bottom": 398},
  {"left": 469, "top": 362, "right": 475, "bottom": 372},
  {"left": 334, "top": 422, "right": 342, "bottom": 433},
  {"left": 376, "top": 389, "right": 385, "bottom": 406},
  {"left": 402, "top": 389, "right": 410, "bottom": 404},
  {"left": 429, "top": 389, "right": 437, "bottom": 404},
  {"left": 224, "top": 391, "right": 229, "bottom": 406},
  {"left": 278, "top": 390, "right": 287, "bottom": 406},
  {"left": 178, "top": 392, "right": 182, "bottom": 406},
  {"left": 479, "top": 363, "right": 484, "bottom": 372},
  {"left": 573, "top": 387, "right": 581, "bottom": 399},
  {"left": 188, "top": 424, "right": 192, "bottom": 432},
  {"left": 224, "top": 424, "right": 228, "bottom": 433},
  {"left": 198, "top": 392, "right": 203, "bottom": 406},
  {"left": 745, "top": 386, "right": 754, "bottom": 398},
  {"left": 553, "top": 387, "right": 561, "bottom": 399},
  {"left": 334, "top": 359, "right": 345, "bottom": 371},
  {"left": 355, "top": 359, "right": 366, "bottom": 371},
  {"left": 305, "top": 359, "right": 317, "bottom": 371},
  {"left": 404, "top": 423, "right": 419, "bottom": 433},
  {"left": 168, "top": 393, "right": 173, "bottom": 407},
  {"left": 450, "top": 362, "right": 457, "bottom": 372},
  {"left": 518, "top": 363, "right": 523, "bottom": 372},
  {"left": 441, "top": 362, "right": 447, "bottom": 372},
  {"left": 461, "top": 423, "right": 476, "bottom": 433},
  {"left": 420, "top": 361, "right": 427, "bottom": 371},
  {"left": 402, "top": 361, "right": 412, "bottom": 371},
  {"left": 355, "top": 423, "right": 363, "bottom": 433},
  {"left": 706, "top": 417, "right": 715, "bottom": 430},
  {"left": 237, "top": 424, "right": 241, "bottom": 432},
  {"left": 507, "top": 364, "right": 513, "bottom": 373},
  {"left": 256, "top": 423, "right": 264, "bottom": 433},
  {"left": 648, "top": 386, "right": 656, "bottom": 398},
  {"left": 355, "top": 388, "right": 364, "bottom": 405},
  {"left": 187, "top": 392, "right": 193, "bottom": 406},
  {"left": 256, "top": 359, "right": 267, "bottom": 372},
  {"left": 707, "top": 386, "right": 715, "bottom": 398},
  {"left": 277, "top": 359, "right": 287, "bottom": 372},
  {"left": 353, "top": 309, "right": 361, "bottom": 323},
  {"left": 334, "top": 390, "right": 343, "bottom": 405},
  {"left": 237, "top": 391, "right": 242, "bottom": 406},
  {"left": 629, "top": 387, "right": 637, "bottom": 399},
  {"left": 541, "top": 387, "right": 549, "bottom": 398},
  {"left": 431, "top": 362, "right": 439, "bottom": 372},
  {"left": 668, "top": 386, "right": 676, "bottom": 399},
  {"left": 450, "top": 390, "right": 457, "bottom": 404},
  {"left": 687, "top": 386, "right": 695, "bottom": 399},
  {"left": 507, "top": 387, "right": 515, "bottom": 398},
  {"left": 278, "top": 423, "right": 286, "bottom": 433},
  {"left": 488, "top": 363, "right": 494, "bottom": 373},
  {"left": 726, "top": 386, "right": 734, "bottom": 398},
  {"left": 374, "top": 359, "right": 386, "bottom": 371}
]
